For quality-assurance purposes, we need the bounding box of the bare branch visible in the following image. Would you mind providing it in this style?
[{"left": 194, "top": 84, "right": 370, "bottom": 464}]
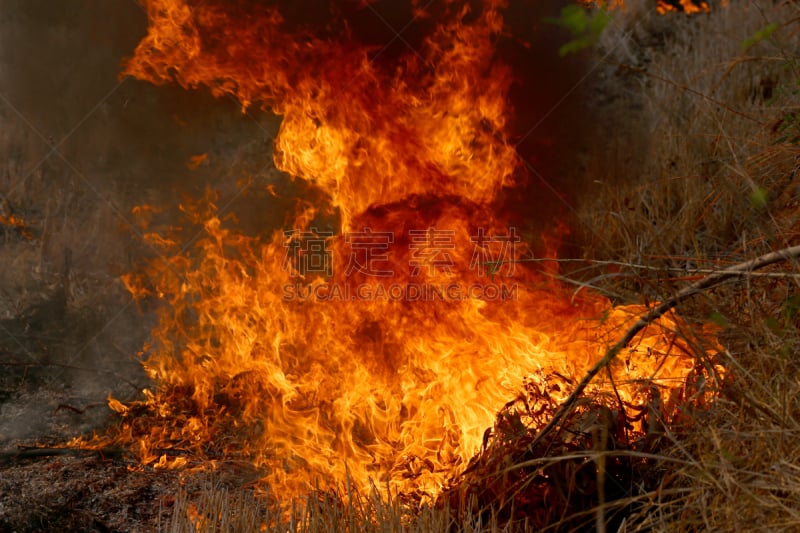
[{"left": 528, "top": 244, "right": 800, "bottom": 451}]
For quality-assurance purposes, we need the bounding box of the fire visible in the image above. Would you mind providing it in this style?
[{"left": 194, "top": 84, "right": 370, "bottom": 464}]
[
  {"left": 588, "top": 0, "right": 723, "bottom": 14},
  {"left": 656, "top": 0, "right": 727, "bottom": 14},
  {"left": 0, "top": 213, "right": 32, "bottom": 240},
  {"left": 90, "top": 0, "right": 720, "bottom": 502}
]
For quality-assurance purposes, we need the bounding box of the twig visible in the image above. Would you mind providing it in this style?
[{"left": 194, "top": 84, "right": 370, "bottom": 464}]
[
  {"left": 489, "top": 257, "right": 800, "bottom": 278},
  {"left": 528, "top": 244, "right": 800, "bottom": 451}
]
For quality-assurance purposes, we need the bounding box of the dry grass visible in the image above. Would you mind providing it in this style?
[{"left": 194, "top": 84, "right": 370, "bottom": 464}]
[
  {"left": 573, "top": 0, "right": 800, "bottom": 530},
  {"left": 580, "top": 0, "right": 800, "bottom": 270},
  {"left": 163, "top": 477, "right": 510, "bottom": 533}
]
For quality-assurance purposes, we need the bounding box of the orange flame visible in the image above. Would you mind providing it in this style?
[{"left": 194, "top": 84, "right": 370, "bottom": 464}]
[
  {"left": 656, "top": 0, "right": 710, "bottom": 14},
  {"left": 93, "top": 0, "right": 722, "bottom": 501},
  {"left": 0, "top": 213, "right": 32, "bottom": 240}
]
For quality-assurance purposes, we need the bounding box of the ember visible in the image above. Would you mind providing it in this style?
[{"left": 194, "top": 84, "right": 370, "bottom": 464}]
[{"left": 77, "top": 0, "right": 721, "bottom": 508}]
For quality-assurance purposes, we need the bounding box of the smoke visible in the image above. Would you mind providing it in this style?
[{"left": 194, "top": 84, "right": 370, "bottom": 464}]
[{"left": 0, "top": 0, "right": 286, "bottom": 445}]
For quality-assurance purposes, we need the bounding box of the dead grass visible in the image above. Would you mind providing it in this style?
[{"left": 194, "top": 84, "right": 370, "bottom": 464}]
[
  {"left": 163, "top": 477, "right": 511, "bottom": 533},
  {"left": 571, "top": 1, "right": 800, "bottom": 530},
  {"left": 580, "top": 0, "right": 800, "bottom": 270}
]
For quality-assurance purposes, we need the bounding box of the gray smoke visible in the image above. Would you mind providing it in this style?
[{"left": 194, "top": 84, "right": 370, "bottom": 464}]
[{"left": 0, "top": 0, "right": 285, "bottom": 445}]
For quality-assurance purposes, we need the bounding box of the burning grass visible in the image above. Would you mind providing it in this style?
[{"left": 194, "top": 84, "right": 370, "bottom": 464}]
[
  {"left": 3, "top": 0, "right": 800, "bottom": 531},
  {"left": 157, "top": 1, "right": 800, "bottom": 530},
  {"left": 61, "top": 0, "right": 727, "bottom": 521}
]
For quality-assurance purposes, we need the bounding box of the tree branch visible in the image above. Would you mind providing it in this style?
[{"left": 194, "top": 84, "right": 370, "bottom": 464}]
[{"left": 528, "top": 244, "right": 800, "bottom": 450}]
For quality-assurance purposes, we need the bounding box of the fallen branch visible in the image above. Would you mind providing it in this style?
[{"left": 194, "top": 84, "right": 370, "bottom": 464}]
[
  {"left": 499, "top": 257, "right": 800, "bottom": 279},
  {"left": 528, "top": 244, "right": 800, "bottom": 451}
]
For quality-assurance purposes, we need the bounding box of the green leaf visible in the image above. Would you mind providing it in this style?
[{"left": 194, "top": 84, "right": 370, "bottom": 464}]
[
  {"left": 764, "top": 316, "right": 782, "bottom": 332},
  {"left": 741, "top": 23, "right": 778, "bottom": 51},
  {"left": 588, "top": 9, "right": 612, "bottom": 34},
  {"left": 709, "top": 311, "right": 729, "bottom": 328},
  {"left": 545, "top": 5, "right": 589, "bottom": 36},
  {"left": 545, "top": 4, "right": 611, "bottom": 56},
  {"left": 559, "top": 35, "right": 596, "bottom": 57},
  {"left": 749, "top": 187, "right": 769, "bottom": 209}
]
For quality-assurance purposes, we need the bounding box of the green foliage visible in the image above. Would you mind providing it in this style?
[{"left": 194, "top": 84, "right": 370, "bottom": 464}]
[
  {"left": 749, "top": 186, "right": 769, "bottom": 209},
  {"left": 545, "top": 4, "right": 611, "bottom": 57},
  {"left": 764, "top": 315, "right": 782, "bottom": 332},
  {"left": 741, "top": 23, "right": 778, "bottom": 51},
  {"left": 709, "top": 310, "right": 729, "bottom": 328}
]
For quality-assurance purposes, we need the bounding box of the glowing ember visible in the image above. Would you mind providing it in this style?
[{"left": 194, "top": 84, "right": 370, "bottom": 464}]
[{"left": 83, "top": 0, "right": 720, "bottom": 501}]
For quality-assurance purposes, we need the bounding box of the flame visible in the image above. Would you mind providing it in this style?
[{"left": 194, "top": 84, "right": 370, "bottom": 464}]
[
  {"left": 187, "top": 152, "right": 208, "bottom": 170},
  {"left": 0, "top": 213, "right": 32, "bottom": 240},
  {"left": 124, "top": 0, "right": 517, "bottom": 228},
  {"left": 91, "top": 0, "right": 722, "bottom": 502},
  {"left": 585, "top": 0, "right": 721, "bottom": 14},
  {"left": 656, "top": 0, "right": 710, "bottom": 14}
]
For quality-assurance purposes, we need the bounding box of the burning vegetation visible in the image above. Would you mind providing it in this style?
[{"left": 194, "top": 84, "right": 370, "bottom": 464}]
[
  {"left": 66, "top": 0, "right": 722, "bottom": 518},
  {"left": 5, "top": 0, "right": 800, "bottom": 530}
]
